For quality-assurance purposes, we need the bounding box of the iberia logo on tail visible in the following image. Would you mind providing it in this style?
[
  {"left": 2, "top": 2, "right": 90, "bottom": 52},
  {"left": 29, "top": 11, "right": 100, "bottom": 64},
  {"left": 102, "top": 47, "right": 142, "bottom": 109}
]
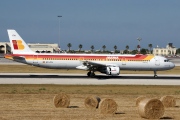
[{"left": 12, "top": 40, "right": 25, "bottom": 50}]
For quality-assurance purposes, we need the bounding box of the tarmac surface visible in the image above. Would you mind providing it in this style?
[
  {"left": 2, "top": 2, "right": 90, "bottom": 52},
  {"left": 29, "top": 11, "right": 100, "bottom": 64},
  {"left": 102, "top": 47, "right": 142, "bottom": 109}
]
[{"left": 0, "top": 73, "right": 180, "bottom": 85}]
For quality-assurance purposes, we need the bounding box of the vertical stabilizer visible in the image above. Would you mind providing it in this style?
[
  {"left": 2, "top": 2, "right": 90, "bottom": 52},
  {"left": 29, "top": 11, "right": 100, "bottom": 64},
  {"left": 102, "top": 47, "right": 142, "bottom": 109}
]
[{"left": 7, "top": 29, "right": 34, "bottom": 54}]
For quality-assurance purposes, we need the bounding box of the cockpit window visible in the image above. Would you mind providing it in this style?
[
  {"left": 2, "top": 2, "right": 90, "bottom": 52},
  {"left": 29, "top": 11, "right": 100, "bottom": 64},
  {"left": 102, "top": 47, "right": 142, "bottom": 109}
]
[{"left": 164, "top": 60, "right": 169, "bottom": 62}]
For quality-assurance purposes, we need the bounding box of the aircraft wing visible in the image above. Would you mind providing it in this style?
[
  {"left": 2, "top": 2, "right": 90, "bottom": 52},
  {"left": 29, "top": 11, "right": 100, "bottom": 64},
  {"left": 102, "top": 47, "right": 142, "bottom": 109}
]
[
  {"left": 83, "top": 61, "right": 107, "bottom": 67},
  {"left": 83, "top": 61, "right": 119, "bottom": 67},
  {"left": 76, "top": 60, "right": 118, "bottom": 70}
]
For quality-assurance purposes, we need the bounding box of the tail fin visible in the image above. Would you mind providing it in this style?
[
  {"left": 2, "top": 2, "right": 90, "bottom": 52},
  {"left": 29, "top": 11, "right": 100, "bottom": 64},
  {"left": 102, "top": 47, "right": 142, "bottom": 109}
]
[{"left": 7, "top": 29, "right": 34, "bottom": 54}]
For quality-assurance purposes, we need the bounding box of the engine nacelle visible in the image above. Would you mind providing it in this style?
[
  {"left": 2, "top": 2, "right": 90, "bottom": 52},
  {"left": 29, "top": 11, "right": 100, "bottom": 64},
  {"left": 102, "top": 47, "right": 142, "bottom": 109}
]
[{"left": 101, "top": 66, "right": 120, "bottom": 76}]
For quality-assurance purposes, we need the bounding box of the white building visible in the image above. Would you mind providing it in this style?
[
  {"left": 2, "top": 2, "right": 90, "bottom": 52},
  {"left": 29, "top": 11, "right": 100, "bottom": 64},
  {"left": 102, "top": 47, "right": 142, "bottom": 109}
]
[
  {"left": 153, "top": 43, "right": 177, "bottom": 56},
  {"left": 28, "top": 43, "right": 59, "bottom": 53},
  {"left": 0, "top": 42, "right": 11, "bottom": 54},
  {"left": 0, "top": 42, "right": 60, "bottom": 54}
]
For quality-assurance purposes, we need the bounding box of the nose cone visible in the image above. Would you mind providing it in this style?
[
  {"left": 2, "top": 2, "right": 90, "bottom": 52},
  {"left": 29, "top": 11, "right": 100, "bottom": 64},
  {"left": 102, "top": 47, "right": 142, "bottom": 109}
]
[{"left": 170, "top": 62, "right": 175, "bottom": 69}]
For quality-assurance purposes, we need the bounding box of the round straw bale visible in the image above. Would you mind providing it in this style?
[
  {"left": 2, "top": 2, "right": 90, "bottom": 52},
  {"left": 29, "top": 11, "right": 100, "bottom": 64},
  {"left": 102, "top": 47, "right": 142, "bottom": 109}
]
[
  {"left": 53, "top": 93, "right": 70, "bottom": 108},
  {"left": 138, "top": 98, "right": 164, "bottom": 119},
  {"left": 99, "top": 98, "right": 118, "bottom": 114},
  {"left": 84, "top": 96, "right": 101, "bottom": 109},
  {"left": 160, "top": 95, "right": 176, "bottom": 107},
  {"left": 136, "top": 96, "right": 147, "bottom": 106}
]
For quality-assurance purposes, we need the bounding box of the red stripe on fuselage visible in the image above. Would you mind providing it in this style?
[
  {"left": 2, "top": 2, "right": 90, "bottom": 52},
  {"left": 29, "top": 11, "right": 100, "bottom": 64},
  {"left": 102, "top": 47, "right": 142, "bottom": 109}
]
[{"left": 11, "top": 54, "right": 151, "bottom": 61}]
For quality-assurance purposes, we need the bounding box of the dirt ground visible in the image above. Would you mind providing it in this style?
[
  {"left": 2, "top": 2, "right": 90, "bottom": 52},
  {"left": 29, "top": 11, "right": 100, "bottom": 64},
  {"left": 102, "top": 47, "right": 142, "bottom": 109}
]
[
  {"left": 0, "top": 85, "right": 180, "bottom": 120},
  {"left": 0, "top": 94, "right": 180, "bottom": 120}
]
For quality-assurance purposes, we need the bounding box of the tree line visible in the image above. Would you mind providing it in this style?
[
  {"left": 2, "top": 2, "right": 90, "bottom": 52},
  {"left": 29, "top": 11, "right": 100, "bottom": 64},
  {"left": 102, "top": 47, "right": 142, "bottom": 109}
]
[
  {"left": 66, "top": 43, "right": 180, "bottom": 55},
  {"left": 66, "top": 43, "right": 151, "bottom": 54}
]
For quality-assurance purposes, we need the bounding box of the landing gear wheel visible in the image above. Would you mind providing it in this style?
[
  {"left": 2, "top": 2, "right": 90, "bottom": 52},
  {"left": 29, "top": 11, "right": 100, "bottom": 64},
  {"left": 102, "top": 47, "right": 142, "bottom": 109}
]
[
  {"left": 154, "top": 75, "right": 158, "bottom": 78},
  {"left": 153, "top": 71, "right": 158, "bottom": 78},
  {"left": 90, "top": 72, "right": 95, "bottom": 78},
  {"left": 87, "top": 71, "right": 91, "bottom": 77}
]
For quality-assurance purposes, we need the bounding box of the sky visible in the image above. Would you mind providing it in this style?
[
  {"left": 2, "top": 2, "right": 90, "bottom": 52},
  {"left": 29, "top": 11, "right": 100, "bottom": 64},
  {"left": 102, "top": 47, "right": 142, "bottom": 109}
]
[{"left": 0, "top": 0, "right": 180, "bottom": 51}]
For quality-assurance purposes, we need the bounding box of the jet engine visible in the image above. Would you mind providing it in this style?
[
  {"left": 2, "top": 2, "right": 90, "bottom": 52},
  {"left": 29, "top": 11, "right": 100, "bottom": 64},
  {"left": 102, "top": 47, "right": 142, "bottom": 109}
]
[{"left": 100, "top": 66, "right": 120, "bottom": 76}]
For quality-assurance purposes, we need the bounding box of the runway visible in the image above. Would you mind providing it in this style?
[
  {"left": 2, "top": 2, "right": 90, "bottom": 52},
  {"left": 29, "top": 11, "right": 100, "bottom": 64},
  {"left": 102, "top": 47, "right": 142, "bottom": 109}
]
[{"left": 0, "top": 73, "right": 180, "bottom": 85}]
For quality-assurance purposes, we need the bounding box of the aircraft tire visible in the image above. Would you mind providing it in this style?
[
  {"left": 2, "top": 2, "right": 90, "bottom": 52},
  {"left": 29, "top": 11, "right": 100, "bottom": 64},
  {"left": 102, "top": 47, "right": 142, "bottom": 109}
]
[
  {"left": 90, "top": 72, "right": 95, "bottom": 78},
  {"left": 154, "top": 75, "right": 158, "bottom": 78},
  {"left": 87, "top": 72, "right": 91, "bottom": 77}
]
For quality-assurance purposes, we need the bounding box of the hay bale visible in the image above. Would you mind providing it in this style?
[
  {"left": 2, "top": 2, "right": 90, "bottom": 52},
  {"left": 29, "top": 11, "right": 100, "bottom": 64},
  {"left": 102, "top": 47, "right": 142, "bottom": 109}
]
[
  {"left": 138, "top": 98, "right": 164, "bottom": 119},
  {"left": 160, "top": 95, "right": 176, "bottom": 107},
  {"left": 99, "top": 98, "right": 118, "bottom": 114},
  {"left": 84, "top": 96, "right": 101, "bottom": 109},
  {"left": 136, "top": 96, "right": 147, "bottom": 106},
  {"left": 53, "top": 93, "right": 70, "bottom": 108}
]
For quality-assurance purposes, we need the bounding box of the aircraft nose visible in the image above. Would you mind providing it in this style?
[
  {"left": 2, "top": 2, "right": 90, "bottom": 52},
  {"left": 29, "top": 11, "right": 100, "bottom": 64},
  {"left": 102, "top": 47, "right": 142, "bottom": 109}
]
[{"left": 170, "top": 62, "right": 175, "bottom": 69}]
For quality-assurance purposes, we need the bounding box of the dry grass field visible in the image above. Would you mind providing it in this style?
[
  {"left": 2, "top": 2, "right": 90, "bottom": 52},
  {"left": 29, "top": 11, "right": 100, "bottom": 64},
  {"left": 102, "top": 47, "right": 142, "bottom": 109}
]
[
  {"left": 0, "top": 85, "right": 180, "bottom": 120},
  {"left": 0, "top": 65, "right": 180, "bottom": 119}
]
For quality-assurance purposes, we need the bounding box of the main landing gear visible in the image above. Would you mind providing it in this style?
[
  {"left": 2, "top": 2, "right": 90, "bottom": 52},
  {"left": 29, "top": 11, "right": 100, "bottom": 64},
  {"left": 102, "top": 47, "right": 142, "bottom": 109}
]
[
  {"left": 87, "top": 71, "right": 95, "bottom": 77},
  {"left": 154, "top": 70, "right": 158, "bottom": 78}
]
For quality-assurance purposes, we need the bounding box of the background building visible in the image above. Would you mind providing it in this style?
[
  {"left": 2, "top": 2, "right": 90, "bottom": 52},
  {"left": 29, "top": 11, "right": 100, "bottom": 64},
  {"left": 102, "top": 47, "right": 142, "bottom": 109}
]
[
  {"left": 0, "top": 42, "right": 11, "bottom": 54},
  {"left": 28, "top": 43, "right": 59, "bottom": 53},
  {"left": 0, "top": 42, "right": 60, "bottom": 54},
  {"left": 153, "top": 43, "right": 177, "bottom": 56}
]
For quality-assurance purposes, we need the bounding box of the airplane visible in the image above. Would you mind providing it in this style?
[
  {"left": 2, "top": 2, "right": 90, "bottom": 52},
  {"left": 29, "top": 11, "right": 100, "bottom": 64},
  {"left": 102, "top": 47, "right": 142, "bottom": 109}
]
[{"left": 4, "top": 29, "right": 175, "bottom": 77}]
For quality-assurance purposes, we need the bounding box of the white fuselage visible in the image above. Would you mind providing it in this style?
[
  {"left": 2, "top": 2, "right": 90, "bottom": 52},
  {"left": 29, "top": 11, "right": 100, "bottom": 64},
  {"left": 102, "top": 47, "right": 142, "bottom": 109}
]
[{"left": 11, "top": 53, "right": 175, "bottom": 71}]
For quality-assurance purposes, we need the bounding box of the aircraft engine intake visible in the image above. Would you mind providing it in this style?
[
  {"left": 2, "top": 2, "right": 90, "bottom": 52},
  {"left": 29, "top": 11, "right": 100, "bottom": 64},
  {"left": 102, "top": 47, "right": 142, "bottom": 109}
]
[{"left": 100, "top": 66, "right": 120, "bottom": 76}]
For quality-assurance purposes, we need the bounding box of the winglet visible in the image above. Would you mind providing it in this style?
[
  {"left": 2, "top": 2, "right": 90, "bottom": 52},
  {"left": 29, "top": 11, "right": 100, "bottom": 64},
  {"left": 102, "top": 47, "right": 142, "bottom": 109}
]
[{"left": 7, "top": 29, "right": 34, "bottom": 54}]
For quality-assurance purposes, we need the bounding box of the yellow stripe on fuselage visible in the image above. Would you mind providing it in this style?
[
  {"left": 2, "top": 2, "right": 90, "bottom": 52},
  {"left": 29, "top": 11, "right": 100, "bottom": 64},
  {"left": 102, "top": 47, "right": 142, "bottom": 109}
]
[{"left": 143, "top": 55, "right": 154, "bottom": 60}]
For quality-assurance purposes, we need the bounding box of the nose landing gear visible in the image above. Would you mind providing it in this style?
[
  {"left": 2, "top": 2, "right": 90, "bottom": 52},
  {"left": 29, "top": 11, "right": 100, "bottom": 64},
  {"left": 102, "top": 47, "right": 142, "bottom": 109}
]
[{"left": 154, "top": 71, "right": 158, "bottom": 78}]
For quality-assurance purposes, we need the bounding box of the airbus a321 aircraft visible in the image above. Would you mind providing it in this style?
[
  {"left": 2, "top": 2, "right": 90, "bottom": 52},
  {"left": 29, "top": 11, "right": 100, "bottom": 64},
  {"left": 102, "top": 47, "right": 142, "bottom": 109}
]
[{"left": 5, "top": 29, "right": 175, "bottom": 77}]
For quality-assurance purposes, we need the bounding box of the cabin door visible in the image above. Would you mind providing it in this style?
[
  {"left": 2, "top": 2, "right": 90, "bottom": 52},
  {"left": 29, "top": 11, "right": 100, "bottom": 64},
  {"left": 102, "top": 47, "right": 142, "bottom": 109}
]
[
  {"left": 122, "top": 57, "right": 126, "bottom": 65},
  {"left": 79, "top": 57, "right": 84, "bottom": 64},
  {"left": 155, "top": 57, "right": 160, "bottom": 66}
]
